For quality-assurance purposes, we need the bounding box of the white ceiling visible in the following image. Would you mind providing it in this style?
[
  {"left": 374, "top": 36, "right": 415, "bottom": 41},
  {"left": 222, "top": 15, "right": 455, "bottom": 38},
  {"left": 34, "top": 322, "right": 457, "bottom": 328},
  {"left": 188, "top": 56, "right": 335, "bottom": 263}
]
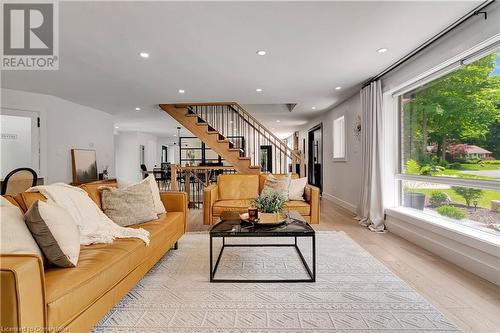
[{"left": 1, "top": 1, "right": 479, "bottom": 137}]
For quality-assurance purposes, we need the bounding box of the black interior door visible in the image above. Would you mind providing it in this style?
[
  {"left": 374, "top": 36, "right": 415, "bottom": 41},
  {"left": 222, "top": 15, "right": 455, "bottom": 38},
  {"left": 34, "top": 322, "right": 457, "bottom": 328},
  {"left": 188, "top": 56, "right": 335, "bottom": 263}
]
[
  {"left": 260, "top": 145, "right": 272, "bottom": 173},
  {"left": 308, "top": 124, "right": 322, "bottom": 192}
]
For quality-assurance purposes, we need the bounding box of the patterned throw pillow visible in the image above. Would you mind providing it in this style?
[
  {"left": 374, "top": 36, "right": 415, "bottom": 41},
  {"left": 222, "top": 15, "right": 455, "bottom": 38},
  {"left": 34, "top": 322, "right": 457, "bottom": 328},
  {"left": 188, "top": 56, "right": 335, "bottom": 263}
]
[
  {"left": 100, "top": 181, "right": 157, "bottom": 227},
  {"left": 261, "top": 174, "right": 291, "bottom": 200}
]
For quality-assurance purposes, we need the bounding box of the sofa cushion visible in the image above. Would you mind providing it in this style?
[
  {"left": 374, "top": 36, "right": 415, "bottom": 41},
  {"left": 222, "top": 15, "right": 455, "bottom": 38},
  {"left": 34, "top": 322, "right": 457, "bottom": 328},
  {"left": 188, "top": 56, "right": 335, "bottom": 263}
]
[
  {"left": 284, "top": 200, "right": 311, "bottom": 215},
  {"left": 213, "top": 199, "right": 252, "bottom": 216},
  {"left": 17, "top": 192, "right": 47, "bottom": 212},
  {"left": 80, "top": 183, "right": 117, "bottom": 209},
  {"left": 44, "top": 212, "right": 184, "bottom": 327},
  {"left": 217, "top": 175, "right": 259, "bottom": 200},
  {"left": 258, "top": 173, "right": 299, "bottom": 193}
]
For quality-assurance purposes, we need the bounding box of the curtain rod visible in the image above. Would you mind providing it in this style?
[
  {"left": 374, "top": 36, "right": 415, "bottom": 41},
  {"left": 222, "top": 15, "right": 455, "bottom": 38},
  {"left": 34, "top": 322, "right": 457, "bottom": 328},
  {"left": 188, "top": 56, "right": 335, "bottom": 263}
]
[{"left": 362, "top": 0, "right": 495, "bottom": 88}]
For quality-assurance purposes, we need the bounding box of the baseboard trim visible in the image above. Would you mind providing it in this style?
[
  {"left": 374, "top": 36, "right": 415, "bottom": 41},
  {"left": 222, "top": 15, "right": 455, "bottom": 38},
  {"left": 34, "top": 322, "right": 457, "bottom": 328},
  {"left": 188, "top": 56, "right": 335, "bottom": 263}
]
[
  {"left": 386, "top": 214, "right": 500, "bottom": 286},
  {"left": 322, "top": 192, "right": 357, "bottom": 213}
]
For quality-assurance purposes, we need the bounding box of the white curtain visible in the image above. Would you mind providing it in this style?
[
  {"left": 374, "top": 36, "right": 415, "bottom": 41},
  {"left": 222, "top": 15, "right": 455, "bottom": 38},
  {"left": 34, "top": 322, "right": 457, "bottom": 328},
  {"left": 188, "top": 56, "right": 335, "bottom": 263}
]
[{"left": 357, "top": 80, "right": 385, "bottom": 232}]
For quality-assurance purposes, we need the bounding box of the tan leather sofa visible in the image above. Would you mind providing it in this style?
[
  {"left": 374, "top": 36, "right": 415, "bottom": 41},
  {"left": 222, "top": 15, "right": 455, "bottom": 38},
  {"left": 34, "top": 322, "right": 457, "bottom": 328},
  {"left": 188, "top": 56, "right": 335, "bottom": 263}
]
[
  {"left": 1, "top": 181, "right": 187, "bottom": 333},
  {"left": 203, "top": 174, "right": 320, "bottom": 225}
]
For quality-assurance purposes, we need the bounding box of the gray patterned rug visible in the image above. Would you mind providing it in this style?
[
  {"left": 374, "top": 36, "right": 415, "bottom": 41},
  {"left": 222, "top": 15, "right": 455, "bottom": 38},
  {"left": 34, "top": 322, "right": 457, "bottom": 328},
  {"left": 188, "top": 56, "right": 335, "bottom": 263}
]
[{"left": 92, "top": 232, "right": 458, "bottom": 332}]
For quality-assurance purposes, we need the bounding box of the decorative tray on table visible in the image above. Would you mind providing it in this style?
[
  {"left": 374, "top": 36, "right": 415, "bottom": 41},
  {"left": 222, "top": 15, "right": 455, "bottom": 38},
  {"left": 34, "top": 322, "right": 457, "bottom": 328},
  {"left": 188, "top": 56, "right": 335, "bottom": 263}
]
[{"left": 239, "top": 212, "right": 288, "bottom": 226}]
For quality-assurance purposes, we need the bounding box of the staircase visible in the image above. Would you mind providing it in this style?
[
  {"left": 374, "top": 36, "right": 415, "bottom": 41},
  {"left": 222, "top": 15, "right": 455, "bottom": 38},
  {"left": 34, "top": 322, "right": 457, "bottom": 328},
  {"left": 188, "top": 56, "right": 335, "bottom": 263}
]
[{"left": 159, "top": 103, "right": 305, "bottom": 176}]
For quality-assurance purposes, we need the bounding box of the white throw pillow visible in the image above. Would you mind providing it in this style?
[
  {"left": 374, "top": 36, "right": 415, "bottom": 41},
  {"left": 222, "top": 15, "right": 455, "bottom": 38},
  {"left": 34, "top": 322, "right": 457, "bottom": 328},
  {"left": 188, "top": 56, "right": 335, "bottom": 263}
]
[
  {"left": 24, "top": 200, "right": 80, "bottom": 267},
  {"left": 143, "top": 174, "right": 166, "bottom": 214},
  {"left": 262, "top": 174, "right": 291, "bottom": 200},
  {"left": 117, "top": 175, "right": 166, "bottom": 215},
  {"left": 0, "top": 197, "right": 43, "bottom": 259},
  {"left": 288, "top": 177, "right": 308, "bottom": 201}
]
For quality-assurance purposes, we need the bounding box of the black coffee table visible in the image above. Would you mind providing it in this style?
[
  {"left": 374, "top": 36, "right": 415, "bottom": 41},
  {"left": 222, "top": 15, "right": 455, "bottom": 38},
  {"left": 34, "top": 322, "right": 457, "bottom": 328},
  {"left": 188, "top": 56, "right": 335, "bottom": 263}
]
[{"left": 209, "top": 211, "right": 316, "bottom": 283}]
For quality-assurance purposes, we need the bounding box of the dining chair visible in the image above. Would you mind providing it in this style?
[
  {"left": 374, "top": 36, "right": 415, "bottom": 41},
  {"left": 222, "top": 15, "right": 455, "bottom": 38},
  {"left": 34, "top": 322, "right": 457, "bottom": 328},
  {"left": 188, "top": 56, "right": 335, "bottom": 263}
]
[{"left": 1, "top": 168, "right": 38, "bottom": 195}]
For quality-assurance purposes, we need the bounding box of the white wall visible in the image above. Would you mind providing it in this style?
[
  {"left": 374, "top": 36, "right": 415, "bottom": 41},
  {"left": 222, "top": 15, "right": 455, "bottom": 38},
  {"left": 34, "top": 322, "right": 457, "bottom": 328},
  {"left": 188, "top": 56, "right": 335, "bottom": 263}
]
[
  {"left": 137, "top": 132, "right": 159, "bottom": 169},
  {"left": 114, "top": 131, "right": 160, "bottom": 182},
  {"left": 115, "top": 132, "right": 139, "bottom": 182},
  {"left": 0, "top": 115, "right": 32, "bottom": 177},
  {"left": 299, "top": 93, "right": 362, "bottom": 212},
  {"left": 157, "top": 137, "right": 178, "bottom": 164},
  {"left": 1, "top": 88, "right": 115, "bottom": 184}
]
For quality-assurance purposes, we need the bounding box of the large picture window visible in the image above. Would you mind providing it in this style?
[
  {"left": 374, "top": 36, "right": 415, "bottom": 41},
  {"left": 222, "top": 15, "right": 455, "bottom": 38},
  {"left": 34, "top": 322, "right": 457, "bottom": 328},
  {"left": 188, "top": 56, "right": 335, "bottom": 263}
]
[{"left": 398, "top": 48, "right": 499, "bottom": 236}]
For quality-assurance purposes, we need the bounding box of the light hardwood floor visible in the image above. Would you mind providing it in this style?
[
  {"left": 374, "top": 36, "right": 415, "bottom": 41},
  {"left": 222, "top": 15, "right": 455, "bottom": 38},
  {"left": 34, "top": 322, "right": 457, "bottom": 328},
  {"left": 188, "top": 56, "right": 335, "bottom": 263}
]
[{"left": 186, "top": 200, "right": 500, "bottom": 333}]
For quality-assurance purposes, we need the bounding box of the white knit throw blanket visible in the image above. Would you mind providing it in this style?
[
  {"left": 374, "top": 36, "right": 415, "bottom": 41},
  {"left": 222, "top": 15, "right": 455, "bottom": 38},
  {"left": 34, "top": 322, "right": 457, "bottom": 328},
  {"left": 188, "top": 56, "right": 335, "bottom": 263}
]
[{"left": 28, "top": 183, "right": 150, "bottom": 246}]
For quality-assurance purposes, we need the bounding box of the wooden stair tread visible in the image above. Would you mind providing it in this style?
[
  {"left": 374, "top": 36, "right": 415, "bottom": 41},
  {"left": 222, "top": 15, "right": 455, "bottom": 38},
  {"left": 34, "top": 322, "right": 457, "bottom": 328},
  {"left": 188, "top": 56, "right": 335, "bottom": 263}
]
[{"left": 158, "top": 103, "right": 302, "bottom": 176}]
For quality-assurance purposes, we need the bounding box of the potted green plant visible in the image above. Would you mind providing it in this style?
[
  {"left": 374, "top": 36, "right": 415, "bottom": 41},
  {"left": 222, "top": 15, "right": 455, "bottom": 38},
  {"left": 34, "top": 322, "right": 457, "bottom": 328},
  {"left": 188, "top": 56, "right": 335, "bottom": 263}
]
[
  {"left": 251, "top": 191, "right": 287, "bottom": 223},
  {"left": 403, "top": 159, "right": 426, "bottom": 210}
]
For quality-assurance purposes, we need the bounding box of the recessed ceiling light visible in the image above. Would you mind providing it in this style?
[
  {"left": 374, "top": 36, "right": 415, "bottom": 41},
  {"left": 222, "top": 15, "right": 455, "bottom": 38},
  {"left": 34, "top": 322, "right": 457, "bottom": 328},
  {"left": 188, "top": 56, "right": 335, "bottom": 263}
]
[
  {"left": 335, "top": 86, "right": 342, "bottom": 90},
  {"left": 256, "top": 88, "right": 263, "bottom": 92},
  {"left": 173, "top": 134, "right": 177, "bottom": 137},
  {"left": 377, "top": 48, "right": 388, "bottom": 54},
  {"left": 139, "top": 52, "right": 149, "bottom": 58},
  {"left": 178, "top": 89, "right": 185, "bottom": 94},
  {"left": 311, "top": 106, "right": 316, "bottom": 110},
  {"left": 229, "top": 120, "right": 233, "bottom": 124},
  {"left": 276, "top": 120, "right": 280, "bottom": 123},
  {"left": 114, "top": 126, "right": 119, "bottom": 129},
  {"left": 256, "top": 50, "right": 267, "bottom": 56},
  {"left": 135, "top": 107, "right": 141, "bottom": 111}
]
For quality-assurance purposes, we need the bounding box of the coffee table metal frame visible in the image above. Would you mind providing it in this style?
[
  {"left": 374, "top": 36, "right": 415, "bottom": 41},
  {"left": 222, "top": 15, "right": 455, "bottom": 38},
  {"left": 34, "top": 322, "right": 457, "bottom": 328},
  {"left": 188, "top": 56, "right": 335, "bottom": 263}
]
[{"left": 209, "top": 221, "right": 316, "bottom": 283}]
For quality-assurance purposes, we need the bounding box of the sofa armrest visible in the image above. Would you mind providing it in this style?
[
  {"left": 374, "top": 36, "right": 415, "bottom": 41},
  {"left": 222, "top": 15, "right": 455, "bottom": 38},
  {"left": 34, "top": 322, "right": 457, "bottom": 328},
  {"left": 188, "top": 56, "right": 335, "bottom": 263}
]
[
  {"left": 304, "top": 185, "right": 320, "bottom": 224},
  {"left": 203, "top": 184, "right": 218, "bottom": 225},
  {"left": 1, "top": 254, "right": 46, "bottom": 332},
  {"left": 160, "top": 191, "right": 187, "bottom": 212},
  {"left": 160, "top": 192, "right": 188, "bottom": 231}
]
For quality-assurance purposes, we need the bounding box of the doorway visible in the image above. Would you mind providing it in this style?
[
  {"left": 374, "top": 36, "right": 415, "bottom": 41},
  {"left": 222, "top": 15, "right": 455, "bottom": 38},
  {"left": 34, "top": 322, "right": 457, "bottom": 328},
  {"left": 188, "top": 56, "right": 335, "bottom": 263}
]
[
  {"left": 260, "top": 145, "right": 272, "bottom": 173},
  {"left": 307, "top": 124, "right": 322, "bottom": 193},
  {"left": 161, "top": 145, "right": 168, "bottom": 163},
  {"left": 0, "top": 108, "right": 40, "bottom": 179}
]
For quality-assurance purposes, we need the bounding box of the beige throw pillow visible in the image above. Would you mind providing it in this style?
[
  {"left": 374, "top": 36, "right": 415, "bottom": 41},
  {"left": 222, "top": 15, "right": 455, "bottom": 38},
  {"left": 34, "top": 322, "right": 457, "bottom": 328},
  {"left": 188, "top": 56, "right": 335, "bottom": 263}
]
[
  {"left": 289, "top": 177, "right": 308, "bottom": 201},
  {"left": 117, "top": 175, "right": 166, "bottom": 215},
  {"left": 101, "top": 181, "right": 157, "bottom": 227},
  {"left": 0, "top": 197, "right": 43, "bottom": 259},
  {"left": 143, "top": 174, "right": 166, "bottom": 215},
  {"left": 262, "top": 174, "right": 291, "bottom": 200},
  {"left": 24, "top": 200, "right": 80, "bottom": 267}
]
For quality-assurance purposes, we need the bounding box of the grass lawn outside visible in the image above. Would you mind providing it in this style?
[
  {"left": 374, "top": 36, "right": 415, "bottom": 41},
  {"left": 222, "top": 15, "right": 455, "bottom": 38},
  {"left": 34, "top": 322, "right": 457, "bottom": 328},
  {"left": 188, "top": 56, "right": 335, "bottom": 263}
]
[
  {"left": 458, "top": 163, "right": 500, "bottom": 171},
  {"left": 412, "top": 188, "right": 500, "bottom": 209},
  {"left": 439, "top": 169, "right": 494, "bottom": 180}
]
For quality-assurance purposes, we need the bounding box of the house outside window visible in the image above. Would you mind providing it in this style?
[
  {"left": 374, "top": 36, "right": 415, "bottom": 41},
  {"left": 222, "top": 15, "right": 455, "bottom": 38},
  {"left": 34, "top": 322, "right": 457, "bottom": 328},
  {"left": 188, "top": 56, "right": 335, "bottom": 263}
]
[{"left": 397, "top": 49, "right": 500, "bottom": 237}]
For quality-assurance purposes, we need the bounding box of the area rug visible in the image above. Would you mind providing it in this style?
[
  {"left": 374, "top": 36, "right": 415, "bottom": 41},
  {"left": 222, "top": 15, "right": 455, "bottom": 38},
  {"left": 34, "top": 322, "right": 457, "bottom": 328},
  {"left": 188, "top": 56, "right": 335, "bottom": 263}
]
[{"left": 92, "top": 232, "right": 458, "bottom": 332}]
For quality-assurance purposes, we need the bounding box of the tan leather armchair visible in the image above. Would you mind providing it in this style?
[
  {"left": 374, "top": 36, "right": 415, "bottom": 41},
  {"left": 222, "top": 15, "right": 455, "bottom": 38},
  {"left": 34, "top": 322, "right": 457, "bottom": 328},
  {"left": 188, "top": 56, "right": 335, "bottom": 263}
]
[{"left": 203, "top": 174, "right": 320, "bottom": 225}]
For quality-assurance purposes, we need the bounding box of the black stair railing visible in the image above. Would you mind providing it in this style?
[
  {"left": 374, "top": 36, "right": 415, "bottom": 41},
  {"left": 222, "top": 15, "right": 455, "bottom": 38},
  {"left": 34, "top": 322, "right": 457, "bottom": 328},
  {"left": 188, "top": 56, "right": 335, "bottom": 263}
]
[{"left": 185, "top": 103, "right": 304, "bottom": 175}]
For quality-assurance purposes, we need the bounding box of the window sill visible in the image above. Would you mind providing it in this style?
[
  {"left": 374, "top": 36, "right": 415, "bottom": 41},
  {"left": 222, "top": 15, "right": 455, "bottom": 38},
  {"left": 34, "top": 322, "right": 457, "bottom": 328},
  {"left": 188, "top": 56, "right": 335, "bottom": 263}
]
[{"left": 385, "top": 207, "right": 499, "bottom": 256}]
